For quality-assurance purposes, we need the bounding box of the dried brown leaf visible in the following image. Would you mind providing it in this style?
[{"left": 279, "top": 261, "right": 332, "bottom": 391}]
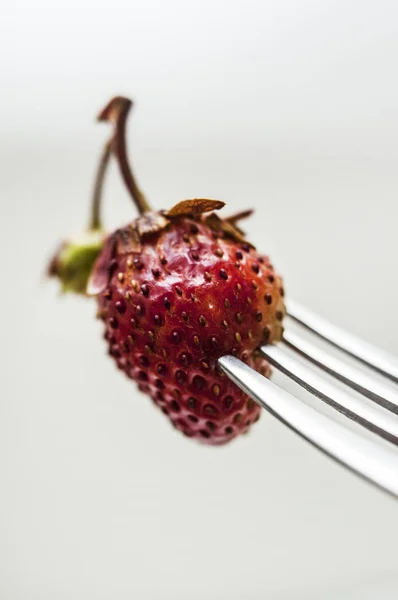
[
  {"left": 226, "top": 209, "right": 254, "bottom": 224},
  {"left": 115, "top": 225, "right": 142, "bottom": 254},
  {"left": 220, "top": 220, "right": 247, "bottom": 243},
  {"left": 166, "top": 198, "right": 225, "bottom": 218},
  {"left": 204, "top": 212, "right": 248, "bottom": 243},
  {"left": 136, "top": 212, "right": 169, "bottom": 237},
  {"left": 204, "top": 212, "right": 223, "bottom": 230}
]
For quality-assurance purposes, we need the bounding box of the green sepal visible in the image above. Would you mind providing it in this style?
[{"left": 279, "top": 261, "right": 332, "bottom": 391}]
[{"left": 48, "top": 229, "right": 105, "bottom": 295}]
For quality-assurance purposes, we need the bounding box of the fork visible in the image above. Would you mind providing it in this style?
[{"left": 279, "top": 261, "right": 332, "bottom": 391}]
[{"left": 218, "top": 299, "right": 398, "bottom": 499}]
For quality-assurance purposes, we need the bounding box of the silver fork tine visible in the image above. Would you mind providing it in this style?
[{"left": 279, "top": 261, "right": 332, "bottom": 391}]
[
  {"left": 283, "top": 329, "right": 398, "bottom": 413},
  {"left": 218, "top": 355, "right": 398, "bottom": 498},
  {"left": 261, "top": 343, "right": 398, "bottom": 445},
  {"left": 287, "top": 299, "right": 398, "bottom": 383}
]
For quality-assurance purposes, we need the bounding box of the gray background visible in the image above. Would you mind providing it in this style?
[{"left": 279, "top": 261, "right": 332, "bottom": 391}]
[{"left": 2, "top": 0, "right": 398, "bottom": 598}]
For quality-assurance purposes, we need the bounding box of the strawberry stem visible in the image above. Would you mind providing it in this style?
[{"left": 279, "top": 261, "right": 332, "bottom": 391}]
[
  {"left": 89, "top": 139, "right": 112, "bottom": 230},
  {"left": 98, "top": 96, "right": 151, "bottom": 215}
]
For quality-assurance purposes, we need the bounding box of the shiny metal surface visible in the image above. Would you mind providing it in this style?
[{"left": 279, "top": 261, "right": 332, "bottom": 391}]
[
  {"left": 218, "top": 355, "right": 398, "bottom": 499},
  {"left": 220, "top": 300, "right": 398, "bottom": 499},
  {"left": 283, "top": 329, "right": 398, "bottom": 412},
  {"left": 261, "top": 343, "right": 398, "bottom": 445},
  {"left": 287, "top": 299, "right": 398, "bottom": 383}
]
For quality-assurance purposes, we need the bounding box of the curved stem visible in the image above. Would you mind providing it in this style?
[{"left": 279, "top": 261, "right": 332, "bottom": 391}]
[
  {"left": 89, "top": 139, "right": 112, "bottom": 230},
  {"left": 98, "top": 96, "right": 151, "bottom": 215}
]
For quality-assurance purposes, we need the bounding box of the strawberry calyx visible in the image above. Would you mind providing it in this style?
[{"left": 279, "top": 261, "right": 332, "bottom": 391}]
[{"left": 48, "top": 229, "right": 105, "bottom": 294}]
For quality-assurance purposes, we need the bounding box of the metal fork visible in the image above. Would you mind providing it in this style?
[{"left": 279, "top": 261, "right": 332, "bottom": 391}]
[{"left": 218, "top": 299, "right": 398, "bottom": 499}]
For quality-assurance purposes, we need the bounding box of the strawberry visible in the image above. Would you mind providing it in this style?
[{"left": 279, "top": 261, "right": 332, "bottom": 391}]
[{"left": 86, "top": 97, "right": 286, "bottom": 445}]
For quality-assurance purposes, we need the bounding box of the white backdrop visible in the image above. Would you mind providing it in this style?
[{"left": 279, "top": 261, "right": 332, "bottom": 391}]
[{"left": 1, "top": 1, "right": 398, "bottom": 598}]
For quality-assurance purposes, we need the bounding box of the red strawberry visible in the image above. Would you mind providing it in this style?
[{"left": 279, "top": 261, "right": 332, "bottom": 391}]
[{"left": 86, "top": 97, "right": 285, "bottom": 445}]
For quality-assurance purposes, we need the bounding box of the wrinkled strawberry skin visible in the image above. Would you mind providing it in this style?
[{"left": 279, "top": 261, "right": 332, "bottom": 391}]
[{"left": 95, "top": 216, "right": 285, "bottom": 444}]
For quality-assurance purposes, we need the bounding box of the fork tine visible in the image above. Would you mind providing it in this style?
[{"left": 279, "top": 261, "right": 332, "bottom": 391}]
[
  {"left": 261, "top": 343, "right": 398, "bottom": 445},
  {"left": 218, "top": 355, "right": 398, "bottom": 499},
  {"left": 283, "top": 329, "right": 398, "bottom": 413},
  {"left": 287, "top": 299, "right": 398, "bottom": 383}
]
